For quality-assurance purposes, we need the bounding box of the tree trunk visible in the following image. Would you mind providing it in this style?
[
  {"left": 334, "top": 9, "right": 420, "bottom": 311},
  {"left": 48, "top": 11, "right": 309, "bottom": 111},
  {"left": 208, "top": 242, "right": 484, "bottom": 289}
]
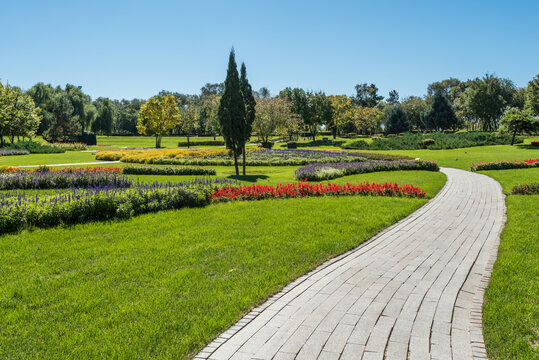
[
  {"left": 511, "top": 131, "right": 516, "bottom": 146},
  {"left": 156, "top": 136, "right": 161, "bottom": 148},
  {"left": 332, "top": 127, "right": 337, "bottom": 139},
  {"left": 187, "top": 134, "right": 190, "bottom": 149},
  {"left": 233, "top": 151, "right": 239, "bottom": 176},
  {"left": 242, "top": 145, "right": 246, "bottom": 175},
  {"left": 213, "top": 133, "right": 216, "bottom": 141}
]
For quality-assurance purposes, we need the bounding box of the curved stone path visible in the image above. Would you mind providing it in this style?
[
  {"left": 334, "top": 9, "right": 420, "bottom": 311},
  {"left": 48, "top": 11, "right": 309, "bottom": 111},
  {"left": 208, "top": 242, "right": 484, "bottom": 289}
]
[{"left": 196, "top": 168, "right": 505, "bottom": 360}]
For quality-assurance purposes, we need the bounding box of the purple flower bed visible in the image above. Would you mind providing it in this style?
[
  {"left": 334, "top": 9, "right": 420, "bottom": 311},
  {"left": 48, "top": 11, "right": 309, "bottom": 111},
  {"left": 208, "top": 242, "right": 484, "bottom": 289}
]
[
  {"left": 295, "top": 160, "right": 440, "bottom": 181},
  {"left": 0, "top": 177, "right": 239, "bottom": 235},
  {"left": 0, "top": 170, "right": 133, "bottom": 190},
  {"left": 0, "top": 149, "right": 30, "bottom": 156}
]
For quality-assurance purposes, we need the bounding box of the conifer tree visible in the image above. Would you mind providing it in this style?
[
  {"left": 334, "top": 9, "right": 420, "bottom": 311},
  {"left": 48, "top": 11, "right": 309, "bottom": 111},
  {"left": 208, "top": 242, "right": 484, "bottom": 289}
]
[
  {"left": 240, "top": 62, "right": 256, "bottom": 175},
  {"left": 423, "top": 90, "right": 459, "bottom": 131},
  {"left": 218, "top": 49, "right": 246, "bottom": 176},
  {"left": 385, "top": 106, "right": 409, "bottom": 134}
]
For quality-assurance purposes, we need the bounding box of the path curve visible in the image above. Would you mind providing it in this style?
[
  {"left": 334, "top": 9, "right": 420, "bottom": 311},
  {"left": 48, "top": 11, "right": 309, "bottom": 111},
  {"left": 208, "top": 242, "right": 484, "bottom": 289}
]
[{"left": 196, "top": 168, "right": 505, "bottom": 360}]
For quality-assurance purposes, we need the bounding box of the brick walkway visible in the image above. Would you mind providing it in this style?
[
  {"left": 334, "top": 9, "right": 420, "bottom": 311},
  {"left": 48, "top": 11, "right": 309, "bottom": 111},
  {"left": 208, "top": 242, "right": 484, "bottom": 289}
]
[{"left": 197, "top": 168, "right": 505, "bottom": 360}]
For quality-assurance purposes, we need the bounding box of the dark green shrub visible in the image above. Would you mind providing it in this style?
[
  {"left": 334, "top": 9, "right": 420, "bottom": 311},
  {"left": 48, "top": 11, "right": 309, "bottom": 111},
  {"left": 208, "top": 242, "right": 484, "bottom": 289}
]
[
  {"left": 422, "top": 138, "right": 435, "bottom": 148},
  {"left": 341, "top": 140, "right": 369, "bottom": 149},
  {"left": 512, "top": 183, "right": 539, "bottom": 195},
  {"left": 287, "top": 141, "right": 297, "bottom": 149},
  {"left": 259, "top": 141, "right": 274, "bottom": 149},
  {"left": 332, "top": 140, "right": 346, "bottom": 147},
  {"left": 7, "top": 140, "right": 65, "bottom": 154},
  {"left": 78, "top": 132, "right": 97, "bottom": 145}
]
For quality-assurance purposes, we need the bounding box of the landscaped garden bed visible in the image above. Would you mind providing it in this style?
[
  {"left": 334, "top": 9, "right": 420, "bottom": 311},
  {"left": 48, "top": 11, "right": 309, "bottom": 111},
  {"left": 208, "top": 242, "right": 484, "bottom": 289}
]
[
  {"left": 511, "top": 183, "right": 539, "bottom": 195},
  {"left": 123, "top": 164, "right": 216, "bottom": 176},
  {"left": 0, "top": 149, "right": 30, "bottom": 156},
  {"left": 95, "top": 148, "right": 411, "bottom": 166},
  {"left": 470, "top": 158, "right": 539, "bottom": 171},
  {"left": 295, "top": 159, "right": 439, "bottom": 181}
]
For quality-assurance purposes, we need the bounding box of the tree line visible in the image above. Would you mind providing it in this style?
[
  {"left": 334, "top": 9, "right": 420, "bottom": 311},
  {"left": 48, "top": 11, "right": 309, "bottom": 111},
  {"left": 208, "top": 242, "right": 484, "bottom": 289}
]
[{"left": 1, "top": 67, "right": 538, "bottom": 147}]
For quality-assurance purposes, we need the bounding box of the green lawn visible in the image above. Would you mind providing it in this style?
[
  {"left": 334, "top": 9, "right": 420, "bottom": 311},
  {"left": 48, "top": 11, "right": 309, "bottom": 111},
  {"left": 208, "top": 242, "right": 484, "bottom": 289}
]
[
  {"left": 97, "top": 135, "right": 227, "bottom": 148},
  {"left": 0, "top": 193, "right": 440, "bottom": 359},
  {"left": 483, "top": 194, "right": 539, "bottom": 360},
  {"left": 0, "top": 152, "right": 98, "bottom": 166},
  {"left": 478, "top": 168, "right": 539, "bottom": 193}
]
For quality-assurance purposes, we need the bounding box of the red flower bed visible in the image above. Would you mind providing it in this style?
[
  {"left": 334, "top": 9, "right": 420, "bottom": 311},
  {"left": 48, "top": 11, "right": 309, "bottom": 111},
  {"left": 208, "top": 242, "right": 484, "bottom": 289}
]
[
  {"left": 523, "top": 158, "right": 539, "bottom": 164},
  {"left": 471, "top": 159, "right": 539, "bottom": 171},
  {"left": 211, "top": 181, "right": 426, "bottom": 202},
  {"left": 531, "top": 141, "right": 539, "bottom": 147}
]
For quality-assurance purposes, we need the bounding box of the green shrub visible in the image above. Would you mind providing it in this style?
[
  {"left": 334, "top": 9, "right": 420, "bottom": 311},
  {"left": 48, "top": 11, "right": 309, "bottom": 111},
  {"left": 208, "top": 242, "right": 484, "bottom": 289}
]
[
  {"left": 259, "top": 141, "right": 274, "bottom": 149},
  {"left": 332, "top": 140, "right": 346, "bottom": 147},
  {"left": 177, "top": 140, "right": 225, "bottom": 147},
  {"left": 287, "top": 141, "right": 297, "bottom": 149},
  {"left": 7, "top": 140, "right": 65, "bottom": 154},
  {"left": 511, "top": 183, "right": 539, "bottom": 195},
  {"left": 422, "top": 138, "right": 435, "bottom": 148},
  {"left": 342, "top": 132, "right": 520, "bottom": 150}
]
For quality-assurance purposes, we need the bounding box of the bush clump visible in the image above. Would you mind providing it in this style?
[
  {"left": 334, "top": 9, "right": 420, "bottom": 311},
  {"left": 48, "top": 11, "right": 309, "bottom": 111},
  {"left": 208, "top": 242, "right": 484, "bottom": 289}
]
[
  {"left": 342, "top": 132, "right": 520, "bottom": 150},
  {"left": 7, "top": 140, "right": 65, "bottom": 154},
  {"left": 470, "top": 159, "right": 539, "bottom": 171},
  {"left": 287, "top": 141, "right": 297, "bottom": 149},
  {"left": 511, "top": 183, "right": 539, "bottom": 195},
  {"left": 422, "top": 138, "right": 435, "bottom": 148}
]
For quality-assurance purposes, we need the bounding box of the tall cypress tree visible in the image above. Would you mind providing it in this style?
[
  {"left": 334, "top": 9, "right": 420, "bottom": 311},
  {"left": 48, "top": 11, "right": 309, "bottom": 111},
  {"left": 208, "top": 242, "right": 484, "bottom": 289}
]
[
  {"left": 240, "top": 62, "right": 256, "bottom": 175},
  {"left": 423, "top": 90, "right": 459, "bottom": 131},
  {"left": 218, "top": 49, "right": 246, "bottom": 176},
  {"left": 385, "top": 106, "right": 409, "bottom": 134}
]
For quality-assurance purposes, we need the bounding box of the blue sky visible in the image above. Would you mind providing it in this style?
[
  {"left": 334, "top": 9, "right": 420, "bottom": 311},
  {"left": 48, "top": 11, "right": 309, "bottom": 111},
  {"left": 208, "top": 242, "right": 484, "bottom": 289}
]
[{"left": 1, "top": 0, "right": 538, "bottom": 100}]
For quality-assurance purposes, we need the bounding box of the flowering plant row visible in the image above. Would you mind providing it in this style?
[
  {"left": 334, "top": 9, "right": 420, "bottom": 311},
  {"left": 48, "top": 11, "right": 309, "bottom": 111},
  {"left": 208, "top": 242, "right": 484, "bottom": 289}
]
[
  {"left": 0, "top": 168, "right": 130, "bottom": 190},
  {"left": 0, "top": 178, "right": 237, "bottom": 235},
  {"left": 0, "top": 149, "right": 30, "bottom": 156},
  {"left": 511, "top": 183, "right": 539, "bottom": 195},
  {"left": 50, "top": 142, "right": 88, "bottom": 151},
  {"left": 470, "top": 159, "right": 539, "bottom": 171},
  {"left": 122, "top": 165, "right": 216, "bottom": 176},
  {"left": 211, "top": 181, "right": 426, "bottom": 202},
  {"left": 531, "top": 141, "right": 539, "bottom": 147},
  {"left": 96, "top": 148, "right": 410, "bottom": 166},
  {"left": 294, "top": 160, "right": 440, "bottom": 181}
]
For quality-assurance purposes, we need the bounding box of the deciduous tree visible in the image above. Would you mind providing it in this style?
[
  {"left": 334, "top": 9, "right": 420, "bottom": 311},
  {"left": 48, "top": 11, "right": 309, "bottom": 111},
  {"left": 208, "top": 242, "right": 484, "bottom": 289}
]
[
  {"left": 43, "top": 93, "right": 81, "bottom": 142},
  {"left": 500, "top": 108, "right": 539, "bottom": 145},
  {"left": 137, "top": 94, "right": 181, "bottom": 148},
  {"left": 525, "top": 74, "right": 539, "bottom": 116}
]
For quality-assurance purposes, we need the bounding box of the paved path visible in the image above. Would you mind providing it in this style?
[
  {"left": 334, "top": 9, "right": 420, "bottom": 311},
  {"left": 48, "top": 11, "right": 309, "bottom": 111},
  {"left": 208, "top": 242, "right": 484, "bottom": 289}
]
[{"left": 196, "top": 168, "right": 506, "bottom": 360}]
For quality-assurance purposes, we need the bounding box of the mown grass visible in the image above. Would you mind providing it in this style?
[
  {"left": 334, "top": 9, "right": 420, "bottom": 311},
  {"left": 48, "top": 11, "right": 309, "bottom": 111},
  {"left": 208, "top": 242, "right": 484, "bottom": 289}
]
[
  {"left": 483, "top": 194, "right": 539, "bottom": 360},
  {"left": 478, "top": 168, "right": 539, "bottom": 193},
  {"left": 97, "top": 135, "right": 228, "bottom": 148},
  {"left": 0, "top": 194, "right": 434, "bottom": 359},
  {"left": 0, "top": 151, "right": 98, "bottom": 166}
]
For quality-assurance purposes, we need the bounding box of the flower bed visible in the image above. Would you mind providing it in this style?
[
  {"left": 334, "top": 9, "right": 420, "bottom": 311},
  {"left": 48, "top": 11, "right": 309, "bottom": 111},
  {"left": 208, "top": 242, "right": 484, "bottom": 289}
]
[
  {"left": 122, "top": 165, "right": 216, "bottom": 176},
  {"left": 295, "top": 160, "right": 440, "bottom": 181},
  {"left": 0, "top": 149, "right": 30, "bottom": 156},
  {"left": 96, "top": 148, "right": 410, "bottom": 166},
  {"left": 50, "top": 142, "right": 88, "bottom": 151},
  {"left": 211, "top": 181, "right": 426, "bottom": 201},
  {"left": 0, "top": 178, "right": 237, "bottom": 235},
  {"left": 470, "top": 159, "right": 539, "bottom": 171},
  {"left": 0, "top": 168, "right": 130, "bottom": 190},
  {"left": 532, "top": 141, "right": 539, "bottom": 147},
  {"left": 511, "top": 183, "right": 539, "bottom": 195}
]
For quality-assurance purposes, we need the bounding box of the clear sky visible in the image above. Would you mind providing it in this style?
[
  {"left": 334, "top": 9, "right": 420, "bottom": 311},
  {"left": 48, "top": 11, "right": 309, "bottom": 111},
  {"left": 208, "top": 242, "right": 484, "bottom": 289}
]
[{"left": 1, "top": 0, "right": 538, "bottom": 100}]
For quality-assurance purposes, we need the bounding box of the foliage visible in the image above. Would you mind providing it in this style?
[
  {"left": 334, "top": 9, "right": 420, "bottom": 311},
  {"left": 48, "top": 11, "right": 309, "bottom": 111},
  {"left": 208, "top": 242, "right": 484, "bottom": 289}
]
[
  {"left": 200, "top": 94, "right": 221, "bottom": 138},
  {"left": 137, "top": 94, "right": 181, "bottom": 148},
  {"left": 532, "top": 141, "right": 539, "bottom": 147},
  {"left": 353, "top": 83, "right": 384, "bottom": 107},
  {"left": 218, "top": 49, "right": 246, "bottom": 175},
  {"left": 7, "top": 140, "right": 65, "bottom": 154},
  {"left": 93, "top": 97, "right": 115, "bottom": 135},
  {"left": 0, "top": 82, "right": 42, "bottom": 145},
  {"left": 464, "top": 74, "right": 517, "bottom": 131},
  {"left": 511, "top": 183, "right": 539, "bottom": 195},
  {"left": 499, "top": 108, "right": 539, "bottom": 145},
  {"left": 307, "top": 92, "right": 333, "bottom": 140},
  {"left": 287, "top": 141, "right": 297, "bottom": 149},
  {"left": 422, "top": 90, "right": 459, "bottom": 131},
  {"left": 328, "top": 95, "right": 354, "bottom": 137},
  {"left": 470, "top": 159, "right": 539, "bottom": 171},
  {"left": 524, "top": 74, "right": 539, "bottom": 116},
  {"left": 399, "top": 96, "right": 428, "bottom": 130},
  {"left": 295, "top": 160, "right": 439, "bottom": 181},
  {"left": 240, "top": 63, "right": 256, "bottom": 146},
  {"left": 50, "top": 142, "right": 88, "bottom": 151},
  {"left": 385, "top": 106, "right": 409, "bottom": 134},
  {"left": 122, "top": 165, "right": 216, "bottom": 176},
  {"left": 43, "top": 93, "right": 82, "bottom": 142},
  {"left": 342, "top": 132, "right": 519, "bottom": 150},
  {"left": 354, "top": 106, "right": 384, "bottom": 135},
  {"left": 253, "top": 97, "right": 298, "bottom": 143}
]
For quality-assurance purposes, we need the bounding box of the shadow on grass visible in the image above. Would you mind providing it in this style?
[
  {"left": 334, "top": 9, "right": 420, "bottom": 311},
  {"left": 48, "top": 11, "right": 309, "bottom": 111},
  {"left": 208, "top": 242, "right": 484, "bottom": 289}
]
[
  {"left": 515, "top": 144, "right": 539, "bottom": 150},
  {"left": 226, "top": 174, "right": 269, "bottom": 183}
]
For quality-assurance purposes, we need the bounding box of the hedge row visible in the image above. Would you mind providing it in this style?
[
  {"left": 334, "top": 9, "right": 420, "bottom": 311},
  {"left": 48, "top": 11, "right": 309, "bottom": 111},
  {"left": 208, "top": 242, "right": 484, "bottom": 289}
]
[
  {"left": 123, "top": 165, "right": 216, "bottom": 176},
  {"left": 177, "top": 140, "right": 225, "bottom": 147}
]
